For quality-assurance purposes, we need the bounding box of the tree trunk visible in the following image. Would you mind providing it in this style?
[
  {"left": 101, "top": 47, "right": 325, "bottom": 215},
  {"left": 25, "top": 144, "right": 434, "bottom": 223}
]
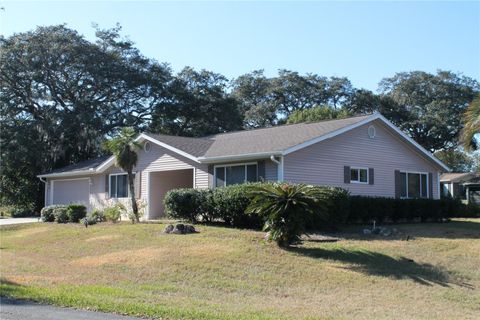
[{"left": 128, "top": 171, "right": 139, "bottom": 223}]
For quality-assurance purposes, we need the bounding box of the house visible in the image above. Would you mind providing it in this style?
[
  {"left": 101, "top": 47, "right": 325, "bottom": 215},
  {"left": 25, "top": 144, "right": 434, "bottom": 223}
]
[
  {"left": 440, "top": 172, "right": 480, "bottom": 205},
  {"left": 37, "top": 113, "right": 449, "bottom": 220}
]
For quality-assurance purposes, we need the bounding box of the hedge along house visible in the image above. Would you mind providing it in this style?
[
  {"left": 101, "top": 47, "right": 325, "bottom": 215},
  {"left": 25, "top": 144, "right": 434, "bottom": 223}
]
[{"left": 38, "top": 113, "right": 450, "bottom": 220}]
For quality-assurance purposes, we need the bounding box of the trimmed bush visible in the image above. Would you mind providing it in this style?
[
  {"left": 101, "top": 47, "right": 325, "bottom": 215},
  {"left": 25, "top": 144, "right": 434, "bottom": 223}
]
[
  {"left": 210, "top": 183, "right": 264, "bottom": 228},
  {"left": 164, "top": 188, "right": 210, "bottom": 223},
  {"left": 66, "top": 204, "right": 87, "bottom": 223},
  {"left": 348, "top": 196, "right": 465, "bottom": 223},
  {"left": 53, "top": 207, "right": 69, "bottom": 223},
  {"left": 307, "top": 187, "right": 350, "bottom": 230},
  {"left": 41, "top": 205, "right": 66, "bottom": 222}
]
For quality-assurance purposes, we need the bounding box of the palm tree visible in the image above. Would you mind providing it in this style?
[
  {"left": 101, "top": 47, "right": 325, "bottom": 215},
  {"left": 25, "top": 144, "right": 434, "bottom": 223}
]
[
  {"left": 247, "top": 183, "right": 327, "bottom": 247},
  {"left": 104, "top": 127, "right": 141, "bottom": 222},
  {"left": 461, "top": 95, "right": 480, "bottom": 151}
]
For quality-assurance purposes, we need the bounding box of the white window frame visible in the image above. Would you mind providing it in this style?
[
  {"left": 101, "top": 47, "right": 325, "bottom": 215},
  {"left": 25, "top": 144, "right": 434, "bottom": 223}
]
[
  {"left": 213, "top": 162, "right": 258, "bottom": 188},
  {"left": 109, "top": 173, "right": 134, "bottom": 199},
  {"left": 400, "top": 171, "right": 429, "bottom": 199},
  {"left": 350, "top": 167, "right": 369, "bottom": 184}
]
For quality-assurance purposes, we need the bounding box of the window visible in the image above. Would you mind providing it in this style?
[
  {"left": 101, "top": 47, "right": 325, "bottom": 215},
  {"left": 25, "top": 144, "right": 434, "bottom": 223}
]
[
  {"left": 350, "top": 168, "right": 368, "bottom": 184},
  {"left": 214, "top": 163, "right": 258, "bottom": 187},
  {"left": 400, "top": 172, "right": 428, "bottom": 199},
  {"left": 109, "top": 173, "right": 133, "bottom": 198}
]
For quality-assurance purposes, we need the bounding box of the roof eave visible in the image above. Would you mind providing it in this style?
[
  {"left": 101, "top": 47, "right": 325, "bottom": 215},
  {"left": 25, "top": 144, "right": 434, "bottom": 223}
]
[
  {"left": 198, "top": 151, "right": 283, "bottom": 164},
  {"left": 37, "top": 169, "right": 96, "bottom": 179}
]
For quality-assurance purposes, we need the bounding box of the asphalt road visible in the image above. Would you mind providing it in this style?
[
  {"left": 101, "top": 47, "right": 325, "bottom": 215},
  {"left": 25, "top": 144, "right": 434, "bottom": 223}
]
[{"left": 0, "top": 297, "right": 142, "bottom": 320}]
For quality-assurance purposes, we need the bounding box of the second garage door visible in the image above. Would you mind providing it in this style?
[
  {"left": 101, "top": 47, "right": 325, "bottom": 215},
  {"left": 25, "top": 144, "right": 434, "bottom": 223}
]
[{"left": 52, "top": 178, "right": 90, "bottom": 209}]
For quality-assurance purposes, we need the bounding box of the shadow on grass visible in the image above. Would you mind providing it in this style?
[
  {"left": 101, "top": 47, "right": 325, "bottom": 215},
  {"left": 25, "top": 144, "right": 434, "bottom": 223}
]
[
  {"left": 336, "top": 220, "right": 480, "bottom": 241},
  {"left": 0, "top": 278, "right": 38, "bottom": 305},
  {"left": 289, "top": 247, "right": 475, "bottom": 289}
]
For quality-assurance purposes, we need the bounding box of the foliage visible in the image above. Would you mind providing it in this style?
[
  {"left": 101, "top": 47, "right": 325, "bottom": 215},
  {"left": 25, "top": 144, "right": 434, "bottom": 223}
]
[
  {"left": 287, "top": 105, "right": 351, "bottom": 124},
  {"left": 0, "top": 24, "right": 170, "bottom": 211},
  {"left": 81, "top": 216, "right": 97, "bottom": 226},
  {"left": 1, "top": 206, "right": 36, "bottom": 218},
  {"left": 164, "top": 188, "right": 209, "bottom": 223},
  {"left": 306, "top": 187, "right": 350, "bottom": 230},
  {"left": 461, "top": 95, "right": 480, "bottom": 151},
  {"left": 209, "top": 183, "right": 264, "bottom": 228},
  {"left": 40, "top": 205, "right": 66, "bottom": 222},
  {"left": 150, "top": 67, "right": 243, "bottom": 136},
  {"left": 104, "top": 204, "right": 123, "bottom": 223},
  {"left": 53, "top": 207, "right": 69, "bottom": 223},
  {"left": 377, "top": 71, "right": 479, "bottom": 152},
  {"left": 66, "top": 204, "right": 87, "bottom": 223},
  {"left": 104, "top": 127, "right": 141, "bottom": 222},
  {"left": 90, "top": 209, "right": 106, "bottom": 222},
  {"left": 434, "top": 149, "right": 476, "bottom": 172},
  {"left": 231, "top": 70, "right": 355, "bottom": 127},
  {"left": 348, "top": 196, "right": 468, "bottom": 223},
  {"left": 247, "top": 183, "right": 328, "bottom": 247}
]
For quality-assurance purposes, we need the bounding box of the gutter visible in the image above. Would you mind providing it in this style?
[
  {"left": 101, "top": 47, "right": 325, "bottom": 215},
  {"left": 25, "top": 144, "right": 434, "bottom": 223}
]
[
  {"left": 270, "top": 155, "right": 284, "bottom": 182},
  {"left": 198, "top": 152, "right": 282, "bottom": 164}
]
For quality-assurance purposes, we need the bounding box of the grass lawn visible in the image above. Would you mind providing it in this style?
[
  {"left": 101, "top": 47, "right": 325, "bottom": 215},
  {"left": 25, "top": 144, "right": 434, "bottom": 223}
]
[{"left": 1, "top": 219, "right": 479, "bottom": 320}]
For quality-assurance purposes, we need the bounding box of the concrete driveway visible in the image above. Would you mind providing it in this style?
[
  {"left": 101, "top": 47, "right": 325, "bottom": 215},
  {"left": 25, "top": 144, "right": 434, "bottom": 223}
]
[
  {"left": 0, "top": 218, "right": 39, "bottom": 226},
  {"left": 0, "top": 297, "right": 142, "bottom": 320}
]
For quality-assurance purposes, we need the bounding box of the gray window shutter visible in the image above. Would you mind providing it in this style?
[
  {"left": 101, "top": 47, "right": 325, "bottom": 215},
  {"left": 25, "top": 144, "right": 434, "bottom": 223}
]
[
  {"left": 257, "top": 160, "right": 265, "bottom": 182},
  {"left": 369, "top": 168, "right": 374, "bottom": 185},
  {"left": 428, "top": 172, "right": 433, "bottom": 199},
  {"left": 105, "top": 174, "right": 110, "bottom": 199},
  {"left": 344, "top": 166, "right": 350, "bottom": 184},
  {"left": 208, "top": 165, "right": 214, "bottom": 188},
  {"left": 394, "top": 170, "right": 401, "bottom": 199},
  {"left": 134, "top": 172, "right": 141, "bottom": 199}
]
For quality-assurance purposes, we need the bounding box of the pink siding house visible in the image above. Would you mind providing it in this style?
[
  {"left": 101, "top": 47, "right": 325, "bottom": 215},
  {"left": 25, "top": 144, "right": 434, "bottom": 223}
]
[{"left": 38, "top": 113, "right": 449, "bottom": 220}]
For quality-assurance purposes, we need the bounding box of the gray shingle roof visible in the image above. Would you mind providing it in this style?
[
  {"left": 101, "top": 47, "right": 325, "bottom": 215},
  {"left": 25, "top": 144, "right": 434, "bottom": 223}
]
[
  {"left": 144, "top": 114, "right": 372, "bottom": 158},
  {"left": 43, "top": 155, "right": 111, "bottom": 175},
  {"left": 142, "top": 133, "right": 214, "bottom": 157},
  {"left": 40, "top": 115, "right": 374, "bottom": 176}
]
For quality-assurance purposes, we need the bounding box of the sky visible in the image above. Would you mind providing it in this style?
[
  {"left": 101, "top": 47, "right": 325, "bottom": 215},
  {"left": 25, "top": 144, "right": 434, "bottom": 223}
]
[{"left": 0, "top": 1, "right": 479, "bottom": 91}]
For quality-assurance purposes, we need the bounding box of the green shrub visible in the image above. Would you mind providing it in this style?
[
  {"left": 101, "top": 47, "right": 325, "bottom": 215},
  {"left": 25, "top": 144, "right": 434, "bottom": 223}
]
[
  {"left": 210, "top": 183, "right": 264, "bottom": 228},
  {"left": 53, "top": 207, "right": 69, "bottom": 223},
  {"left": 104, "top": 205, "right": 122, "bottom": 223},
  {"left": 348, "top": 196, "right": 465, "bottom": 223},
  {"left": 66, "top": 204, "right": 87, "bottom": 223},
  {"left": 90, "top": 209, "right": 106, "bottom": 222},
  {"left": 307, "top": 187, "right": 350, "bottom": 230},
  {"left": 1, "top": 206, "right": 36, "bottom": 218},
  {"left": 164, "top": 188, "right": 209, "bottom": 223},
  {"left": 81, "top": 216, "right": 97, "bottom": 225},
  {"left": 247, "top": 183, "right": 327, "bottom": 247},
  {"left": 41, "top": 205, "right": 66, "bottom": 222}
]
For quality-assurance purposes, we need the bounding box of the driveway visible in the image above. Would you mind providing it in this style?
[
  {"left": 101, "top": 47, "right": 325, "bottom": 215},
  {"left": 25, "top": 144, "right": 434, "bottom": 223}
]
[
  {"left": 0, "top": 297, "right": 142, "bottom": 320},
  {"left": 0, "top": 218, "right": 39, "bottom": 226}
]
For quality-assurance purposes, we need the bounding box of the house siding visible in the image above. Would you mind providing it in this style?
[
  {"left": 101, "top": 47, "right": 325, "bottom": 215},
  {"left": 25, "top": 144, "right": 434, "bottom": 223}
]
[
  {"left": 264, "top": 159, "right": 278, "bottom": 182},
  {"left": 283, "top": 119, "right": 441, "bottom": 199}
]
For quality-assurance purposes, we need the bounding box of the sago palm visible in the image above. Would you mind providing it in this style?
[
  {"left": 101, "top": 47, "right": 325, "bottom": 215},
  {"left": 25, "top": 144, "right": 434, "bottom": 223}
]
[
  {"left": 247, "top": 183, "right": 327, "bottom": 247},
  {"left": 104, "top": 127, "right": 142, "bottom": 222},
  {"left": 461, "top": 95, "right": 480, "bottom": 151}
]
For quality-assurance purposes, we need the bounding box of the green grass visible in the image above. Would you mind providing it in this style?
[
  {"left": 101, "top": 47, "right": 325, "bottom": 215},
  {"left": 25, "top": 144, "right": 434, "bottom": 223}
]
[{"left": 1, "top": 219, "right": 479, "bottom": 319}]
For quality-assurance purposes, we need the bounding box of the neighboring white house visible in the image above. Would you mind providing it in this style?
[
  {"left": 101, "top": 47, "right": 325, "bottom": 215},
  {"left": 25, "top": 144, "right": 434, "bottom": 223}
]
[{"left": 38, "top": 113, "right": 450, "bottom": 220}]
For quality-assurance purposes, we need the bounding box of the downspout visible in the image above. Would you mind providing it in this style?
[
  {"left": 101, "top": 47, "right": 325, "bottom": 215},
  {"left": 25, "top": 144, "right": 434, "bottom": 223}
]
[
  {"left": 270, "top": 155, "right": 284, "bottom": 182},
  {"left": 38, "top": 177, "right": 47, "bottom": 207}
]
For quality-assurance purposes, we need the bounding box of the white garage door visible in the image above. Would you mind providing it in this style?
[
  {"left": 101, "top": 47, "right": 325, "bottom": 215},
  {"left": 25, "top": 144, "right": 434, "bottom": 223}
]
[{"left": 52, "top": 179, "right": 90, "bottom": 209}]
